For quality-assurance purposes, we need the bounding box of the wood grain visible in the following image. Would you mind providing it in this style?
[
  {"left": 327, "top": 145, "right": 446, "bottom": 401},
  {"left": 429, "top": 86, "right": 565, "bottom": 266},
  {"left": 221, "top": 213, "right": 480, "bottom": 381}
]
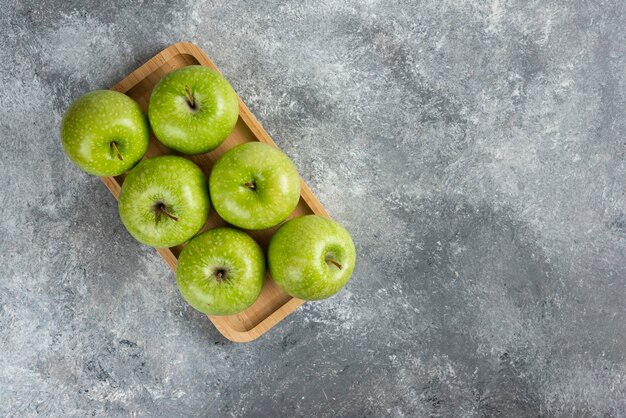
[{"left": 101, "top": 42, "right": 329, "bottom": 342}]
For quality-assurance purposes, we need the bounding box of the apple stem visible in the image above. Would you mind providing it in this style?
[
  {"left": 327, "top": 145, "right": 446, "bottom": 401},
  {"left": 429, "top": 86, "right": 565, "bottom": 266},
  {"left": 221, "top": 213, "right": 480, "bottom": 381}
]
[
  {"left": 155, "top": 203, "right": 178, "bottom": 222},
  {"left": 110, "top": 142, "right": 123, "bottom": 161},
  {"left": 327, "top": 259, "right": 343, "bottom": 270},
  {"left": 185, "top": 85, "right": 196, "bottom": 109},
  {"left": 244, "top": 181, "right": 256, "bottom": 190}
]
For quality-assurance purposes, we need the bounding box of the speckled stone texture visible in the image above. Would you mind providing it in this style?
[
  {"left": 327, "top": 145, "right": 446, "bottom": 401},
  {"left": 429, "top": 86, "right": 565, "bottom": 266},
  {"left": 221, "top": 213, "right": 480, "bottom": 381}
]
[{"left": 1, "top": 0, "right": 626, "bottom": 416}]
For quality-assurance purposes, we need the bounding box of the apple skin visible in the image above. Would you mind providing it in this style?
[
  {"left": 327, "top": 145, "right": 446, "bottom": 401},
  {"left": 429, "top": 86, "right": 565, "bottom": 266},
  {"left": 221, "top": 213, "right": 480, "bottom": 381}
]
[
  {"left": 118, "top": 156, "right": 210, "bottom": 248},
  {"left": 60, "top": 90, "right": 149, "bottom": 176},
  {"left": 176, "top": 227, "right": 265, "bottom": 315},
  {"left": 209, "top": 142, "right": 301, "bottom": 230},
  {"left": 268, "top": 215, "right": 356, "bottom": 300},
  {"left": 148, "top": 65, "right": 239, "bottom": 154}
]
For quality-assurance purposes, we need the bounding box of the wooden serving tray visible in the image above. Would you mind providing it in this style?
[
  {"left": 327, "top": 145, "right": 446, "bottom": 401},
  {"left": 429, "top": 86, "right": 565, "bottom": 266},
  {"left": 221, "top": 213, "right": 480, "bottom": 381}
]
[{"left": 101, "top": 42, "right": 328, "bottom": 342}]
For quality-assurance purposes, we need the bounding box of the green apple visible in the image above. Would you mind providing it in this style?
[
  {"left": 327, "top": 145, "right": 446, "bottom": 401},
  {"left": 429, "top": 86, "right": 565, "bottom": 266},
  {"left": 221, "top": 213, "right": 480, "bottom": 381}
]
[
  {"left": 148, "top": 65, "right": 239, "bottom": 154},
  {"left": 176, "top": 227, "right": 265, "bottom": 315},
  {"left": 118, "top": 156, "right": 210, "bottom": 248},
  {"left": 209, "top": 142, "right": 301, "bottom": 230},
  {"left": 60, "top": 90, "right": 149, "bottom": 176},
  {"left": 268, "top": 215, "right": 356, "bottom": 300}
]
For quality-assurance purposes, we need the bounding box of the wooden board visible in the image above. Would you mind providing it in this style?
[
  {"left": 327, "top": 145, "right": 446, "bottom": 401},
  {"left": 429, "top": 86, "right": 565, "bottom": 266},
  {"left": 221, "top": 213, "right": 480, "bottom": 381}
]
[{"left": 101, "top": 42, "right": 329, "bottom": 342}]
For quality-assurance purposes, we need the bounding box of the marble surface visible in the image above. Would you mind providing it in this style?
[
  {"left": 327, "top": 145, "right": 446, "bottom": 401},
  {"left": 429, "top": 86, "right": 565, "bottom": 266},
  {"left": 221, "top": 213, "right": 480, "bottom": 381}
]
[{"left": 1, "top": 0, "right": 626, "bottom": 416}]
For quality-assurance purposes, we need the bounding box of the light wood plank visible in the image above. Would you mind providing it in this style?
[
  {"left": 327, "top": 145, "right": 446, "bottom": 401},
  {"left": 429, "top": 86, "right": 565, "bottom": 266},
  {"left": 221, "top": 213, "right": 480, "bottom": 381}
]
[{"left": 100, "top": 42, "right": 331, "bottom": 342}]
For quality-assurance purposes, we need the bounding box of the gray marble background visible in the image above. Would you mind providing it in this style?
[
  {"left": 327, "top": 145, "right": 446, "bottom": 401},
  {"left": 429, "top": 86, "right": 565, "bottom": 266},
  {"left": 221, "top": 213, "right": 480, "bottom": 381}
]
[{"left": 2, "top": 0, "right": 626, "bottom": 416}]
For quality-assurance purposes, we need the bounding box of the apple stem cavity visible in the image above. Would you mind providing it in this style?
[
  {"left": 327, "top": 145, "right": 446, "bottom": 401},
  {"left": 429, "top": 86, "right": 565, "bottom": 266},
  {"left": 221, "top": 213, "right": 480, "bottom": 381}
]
[
  {"left": 184, "top": 85, "right": 196, "bottom": 110},
  {"left": 110, "top": 142, "right": 123, "bottom": 161},
  {"left": 154, "top": 202, "right": 179, "bottom": 223},
  {"left": 214, "top": 268, "right": 227, "bottom": 282},
  {"left": 327, "top": 258, "right": 343, "bottom": 270},
  {"left": 244, "top": 181, "right": 257, "bottom": 190}
]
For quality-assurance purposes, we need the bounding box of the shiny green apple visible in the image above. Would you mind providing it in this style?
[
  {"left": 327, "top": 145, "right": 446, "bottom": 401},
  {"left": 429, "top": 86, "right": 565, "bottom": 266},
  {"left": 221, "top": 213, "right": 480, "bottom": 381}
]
[
  {"left": 209, "top": 142, "right": 301, "bottom": 230},
  {"left": 268, "top": 215, "right": 356, "bottom": 300},
  {"left": 148, "top": 65, "right": 239, "bottom": 154},
  {"left": 176, "top": 227, "right": 265, "bottom": 315},
  {"left": 118, "top": 156, "right": 210, "bottom": 248},
  {"left": 60, "top": 90, "right": 149, "bottom": 176}
]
